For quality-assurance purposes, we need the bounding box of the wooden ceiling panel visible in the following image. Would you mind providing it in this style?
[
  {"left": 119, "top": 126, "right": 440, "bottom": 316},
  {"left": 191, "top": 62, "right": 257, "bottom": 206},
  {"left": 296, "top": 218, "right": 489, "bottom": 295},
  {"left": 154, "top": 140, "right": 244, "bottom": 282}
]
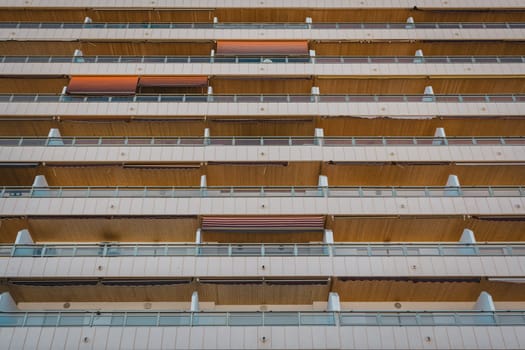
[
  {"left": 315, "top": 78, "right": 525, "bottom": 94},
  {"left": 313, "top": 42, "right": 525, "bottom": 56},
  {"left": 0, "top": 41, "right": 214, "bottom": 56},
  {"left": 0, "top": 217, "right": 198, "bottom": 243},
  {"left": 330, "top": 217, "right": 525, "bottom": 242},
  {"left": 319, "top": 117, "right": 525, "bottom": 137},
  {"left": 324, "top": 164, "right": 525, "bottom": 187},
  {"left": 211, "top": 77, "right": 313, "bottom": 94},
  {"left": 3, "top": 278, "right": 524, "bottom": 303},
  {"left": 204, "top": 162, "right": 321, "bottom": 186},
  {"left": 0, "top": 118, "right": 524, "bottom": 138},
  {"left": 0, "top": 166, "right": 202, "bottom": 187},
  {"left": 1, "top": 9, "right": 525, "bottom": 23},
  {"left": 334, "top": 279, "right": 525, "bottom": 302}
]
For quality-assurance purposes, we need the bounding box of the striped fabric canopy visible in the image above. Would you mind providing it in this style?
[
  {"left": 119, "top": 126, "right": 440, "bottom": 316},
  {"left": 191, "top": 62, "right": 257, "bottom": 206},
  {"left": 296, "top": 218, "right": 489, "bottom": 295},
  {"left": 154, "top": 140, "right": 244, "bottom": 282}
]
[
  {"left": 201, "top": 216, "right": 325, "bottom": 231},
  {"left": 67, "top": 76, "right": 138, "bottom": 95}
]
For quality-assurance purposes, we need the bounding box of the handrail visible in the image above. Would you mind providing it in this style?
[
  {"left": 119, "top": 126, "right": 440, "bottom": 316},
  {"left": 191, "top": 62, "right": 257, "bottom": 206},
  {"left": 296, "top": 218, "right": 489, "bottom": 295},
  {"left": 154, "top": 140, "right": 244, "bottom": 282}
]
[
  {"left": 0, "top": 136, "right": 523, "bottom": 147},
  {"left": 1, "top": 94, "right": 524, "bottom": 103},
  {"left": 1, "top": 186, "right": 523, "bottom": 198},
  {"left": 1, "top": 243, "right": 524, "bottom": 258},
  {"left": 2, "top": 55, "right": 525, "bottom": 64},
  {"left": 0, "top": 310, "right": 523, "bottom": 327},
  {"left": 0, "top": 21, "right": 524, "bottom": 30}
]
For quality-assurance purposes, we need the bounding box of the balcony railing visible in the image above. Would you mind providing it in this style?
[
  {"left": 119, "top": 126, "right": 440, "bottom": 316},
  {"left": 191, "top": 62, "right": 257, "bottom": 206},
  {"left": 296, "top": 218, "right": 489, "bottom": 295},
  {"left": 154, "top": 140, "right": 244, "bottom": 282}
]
[
  {"left": 1, "top": 186, "right": 523, "bottom": 198},
  {"left": 1, "top": 94, "right": 524, "bottom": 103},
  {"left": 1, "top": 22, "right": 524, "bottom": 30},
  {"left": 0, "top": 311, "right": 523, "bottom": 327},
  {"left": 2, "top": 55, "right": 525, "bottom": 64},
  {"left": 1, "top": 136, "right": 523, "bottom": 147},
  {"left": 2, "top": 243, "right": 524, "bottom": 258}
]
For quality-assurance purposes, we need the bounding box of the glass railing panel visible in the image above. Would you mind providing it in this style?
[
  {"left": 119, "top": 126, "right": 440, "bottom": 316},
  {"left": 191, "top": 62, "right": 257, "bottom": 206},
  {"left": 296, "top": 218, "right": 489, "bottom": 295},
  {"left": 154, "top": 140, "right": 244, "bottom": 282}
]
[
  {"left": 92, "top": 313, "right": 125, "bottom": 326},
  {"left": 418, "top": 313, "right": 456, "bottom": 326},
  {"left": 25, "top": 314, "right": 59, "bottom": 326},
  {"left": 301, "top": 313, "right": 336, "bottom": 325},
  {"left": 296, "top": 245, "right": 328, "bottom": 256},
  {"left": 406, "top": 246, "right": 441, "bottom": 256},
  {"left": 192, "top": 313, "right": 228, "bottom": 326},
  {"left": 332, "top": 246, "right": 369, "bottom": 256},
  {"left": 58, "top": 313, "right": 93, "bottom": 326},
  {"left": 198, "top": 245, "right": 230, "bottom": 256},
  {"left": 230, "top": 245, "right": 262, "bottom": 256},
  {"left": 126, "top": 313, "right": 158, "bottom": 326},
  {"left": 340, "top": 314, "right": 378, "bottom": 326},
  {"left": 264, "top": 312, "right": 299, "bottom": 326},
  {"left": 0, "top": 313, "right": 25, "bottom": 326},
  {"left": 497, "top": 314, "right": 525, "bottom": 325},
  {"left": 264, "top": 245, "right": 295, "bottom": 256},
  {"left": 229, "top": 313, "right": 263, "bottom": 326},
  {"left": 158, "top": 314, "right": 191, "bottom": 326}
]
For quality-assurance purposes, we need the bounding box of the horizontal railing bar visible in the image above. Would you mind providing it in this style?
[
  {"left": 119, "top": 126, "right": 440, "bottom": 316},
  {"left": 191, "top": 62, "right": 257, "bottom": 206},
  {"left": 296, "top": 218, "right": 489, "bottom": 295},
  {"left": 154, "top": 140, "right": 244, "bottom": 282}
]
[
  {"left": 1, "top": 185, "right": 523, "bottom": 198},
  {"left": 0, "top": 21, "right": 523, "bottom": 29},
  {"left": 1, "top": 243, "right": 524, "bottom": 257},
  {"left": 1, "top": 94, "right": 524, "bottom": 103},
  {"left": 1, "top": 55, "right": 524, "bottom": 64},
  {"left": 1, "top": 136, "right": 523, "bottom": 147},
  {"left": 0, "top": 311, "right": 523, "bottom": 328}
]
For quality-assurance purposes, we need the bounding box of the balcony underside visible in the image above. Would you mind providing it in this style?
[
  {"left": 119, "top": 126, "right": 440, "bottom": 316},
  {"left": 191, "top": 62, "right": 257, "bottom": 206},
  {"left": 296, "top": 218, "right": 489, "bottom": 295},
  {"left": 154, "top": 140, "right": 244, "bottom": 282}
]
[
  {"left": 2, "top": 77, "right": 525, "bottom": 95},
  {"left": 2, "top": 9, "right": 525, "bottom": 23},
  {"left": 2, "top": 117, "right": 525, "bottom": 137},
  {"left": 0, "top": 216, "right": 524, "bottom": 243},
  {"left": 2, "top": 41, "right": 525, "bottom": 56},
  {"left": 0, "top": 163, "right": 524, "bottom": 187},
  {"left": 1, "top": 278, "right": 524, "bottom": 303}
]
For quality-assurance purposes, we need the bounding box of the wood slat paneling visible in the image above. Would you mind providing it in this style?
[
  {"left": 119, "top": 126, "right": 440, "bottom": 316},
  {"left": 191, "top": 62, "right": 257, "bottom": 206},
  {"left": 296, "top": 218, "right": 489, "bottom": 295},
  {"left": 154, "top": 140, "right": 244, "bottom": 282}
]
[
  {"left": 329, "top": 216, "right": 525, "bottom": 242},
  {"left": 334, "top": 278, "right": 525, "bottom": 301},
  {"left": 2, "top": 9, "right": 525, "bottom": 23},
  {"left": 0, "top": 217, "right": 199, "bottom": 243}
]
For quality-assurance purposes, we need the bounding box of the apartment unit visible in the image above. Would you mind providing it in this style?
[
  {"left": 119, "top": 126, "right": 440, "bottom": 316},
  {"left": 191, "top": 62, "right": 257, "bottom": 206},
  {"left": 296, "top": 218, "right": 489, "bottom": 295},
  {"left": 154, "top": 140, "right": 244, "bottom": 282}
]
[{"left": 0, "top": 0, "right": 524, "bottom": 349}]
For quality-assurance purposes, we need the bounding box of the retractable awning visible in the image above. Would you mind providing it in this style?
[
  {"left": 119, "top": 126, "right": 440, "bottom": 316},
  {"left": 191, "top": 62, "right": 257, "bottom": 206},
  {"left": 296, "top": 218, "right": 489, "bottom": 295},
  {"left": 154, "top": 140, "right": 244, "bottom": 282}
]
[
  {"left": 67, "top": 76, "right": 138, "bottom": 95},
  {"left": 201, "top": 216, "right": 325, "bottom": 231}
]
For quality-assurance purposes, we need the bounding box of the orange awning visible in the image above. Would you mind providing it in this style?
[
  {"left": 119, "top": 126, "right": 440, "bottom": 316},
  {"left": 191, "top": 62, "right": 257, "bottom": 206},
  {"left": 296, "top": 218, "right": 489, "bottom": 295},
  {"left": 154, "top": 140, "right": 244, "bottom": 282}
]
[
  {"left": 67, "top": 76, "right": 138, "bottom": 95},
  {"left": 216, "top": 41, "right": 309, "bottom": 55},
  {"left": 138, "top": 76, "right": 208, "bottom": 87}
]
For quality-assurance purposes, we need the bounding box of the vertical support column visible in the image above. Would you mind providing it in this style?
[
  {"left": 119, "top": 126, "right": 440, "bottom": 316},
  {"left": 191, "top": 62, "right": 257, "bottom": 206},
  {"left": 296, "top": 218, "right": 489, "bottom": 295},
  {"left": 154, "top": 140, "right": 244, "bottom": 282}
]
[
  {"left": 207, "top": 86, "right": 214, "bottom": 102},
  {"left": 309, "top": 49, "right": 316, "bottom": 63},
  {"left": 474, "top": 291, "right": 496, "bottom": 312},
  {"left": 422, "top": 85, "right": 435, "bottom": 102},
  {"left": 414, "top": 49, "right": 424, "bottom": 63},
  {"left": 0, "top": 292, "right": 17, "bottom": 312},
  {"left": 213, "top": 17, "right": 219, "bottom": 24},
  {"left": 405, "top": 17, "right": 415, "bottom": 29},
  {"left": 323, "top": 229, "right": 334, "bottom": 256},
  {"left": 195, "top": 228, "right": 202, "bottom": 244},
  {"left": 305, "top": 17, "right": 313, "bottom": 29},
  {"left": 459, "top": 229, "right": 476, "bottom": 244},
  {"left": 327, "top": 292, "right": 341, "bottom": 312},
  {"left": 83, "top": 17, "right": 92, "bottom": 24},
  {"left": 48, "top": 128, "right": 64, "bottom": 146},
  {"left": 15, "top": 229, "right": 34, "bottom": 245},
  {"left": 318, "top": 175, "right": 328, "bottom": 197},
  {"left": 200, "top": 175, "right": 207, "bottom": 198},
  {"left": 190, "top": 291, "right": 199, "bottom": 312},
  {"left": 311, "top": 86, "right": 320, "bottom": 102},
  {"left": 32, "top": 175, "right": 49, "bottom": 197},
  {"left": 444, "top": 174, "right": 461, "bottom": 196},
  {"left": 432, "top": 127, "right": 446, "bottom": 145},
  {"left": 210, "top": 49, "right": 215, "bottom": 63},
  {"left": 314, "top": 128, "right": 324, "bottom": 146},
  {"left": 73, "top": 49, "right": 84, "bottom": 63},
  {"left": 204, "top": 128, "right": 211, "bottom": 145}
]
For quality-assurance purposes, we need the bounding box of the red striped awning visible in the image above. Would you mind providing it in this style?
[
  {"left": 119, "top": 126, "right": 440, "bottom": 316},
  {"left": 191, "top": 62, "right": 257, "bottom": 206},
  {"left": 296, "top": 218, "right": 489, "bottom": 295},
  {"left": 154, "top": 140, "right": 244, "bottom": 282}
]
[
  {"left": 201, "top": 216, "right": 325, "bottom": 231},
  {"left": 216, "top": 41, "right": 309, "bottom": 55},
  {"left": 138, "top": 76, "right": 208, "bottom": 87},
  {"left": 67, "top": 76, "right": 138, "bottom": 95}
]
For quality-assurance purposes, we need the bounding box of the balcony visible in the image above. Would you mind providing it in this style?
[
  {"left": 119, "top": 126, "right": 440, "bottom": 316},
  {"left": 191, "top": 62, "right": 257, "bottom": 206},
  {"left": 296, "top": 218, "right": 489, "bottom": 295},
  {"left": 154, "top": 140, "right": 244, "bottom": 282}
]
[
  {"left": 1, "top": 21, "right": 524, "bottom": 41},
  {"left": 0, "top": 136, "right": 523, "bottom": 163},
  {"left": 1, "top": 55, "right": 524, "bottom": 77},
  {"left": 1, "top": 93, "right": 523, "bottom": 118},
  {"left": 1, "top": 242, "right": 524, "bottom": 278},
  {"left": 0, "top": 310, "right": 523, "bottom": 349},
  {"left": 1, "top": 185, "right": 523, "bottom": 216}
]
